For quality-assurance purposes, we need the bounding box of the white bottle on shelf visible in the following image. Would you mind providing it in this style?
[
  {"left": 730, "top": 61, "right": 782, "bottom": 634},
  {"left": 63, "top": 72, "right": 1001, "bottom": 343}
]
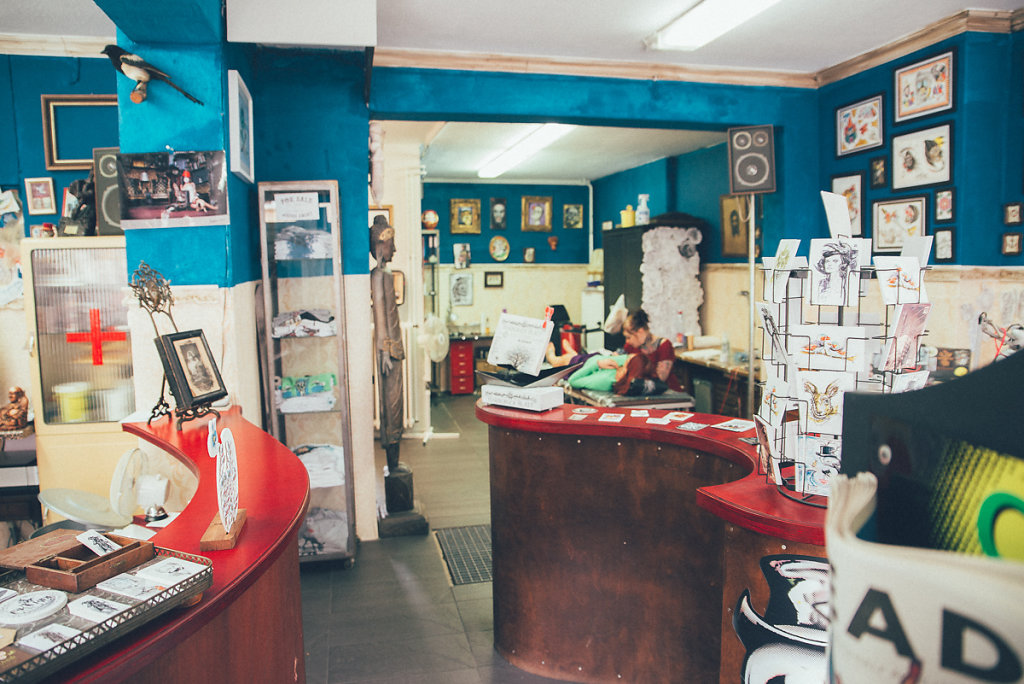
[
  {"left": 636, "top": 194, "right": 650, "bottom": 225},
  {"left": 720, "top": 335, "right": 731, "bottom": 364}
]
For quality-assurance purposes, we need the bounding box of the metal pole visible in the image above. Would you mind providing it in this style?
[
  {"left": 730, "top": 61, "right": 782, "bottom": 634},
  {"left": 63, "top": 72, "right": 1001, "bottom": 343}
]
[{"left": 747, "top": 193, "right": 756, "bottom": 417}]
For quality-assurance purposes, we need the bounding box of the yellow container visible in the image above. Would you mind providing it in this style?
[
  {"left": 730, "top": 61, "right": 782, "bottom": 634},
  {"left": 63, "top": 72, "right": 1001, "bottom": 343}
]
[
  {"left": 620, "top": 204, "right": 635, "bottom": 228},
  {"left": 53, "top": 381, "right": 89, "bottom": 423}
]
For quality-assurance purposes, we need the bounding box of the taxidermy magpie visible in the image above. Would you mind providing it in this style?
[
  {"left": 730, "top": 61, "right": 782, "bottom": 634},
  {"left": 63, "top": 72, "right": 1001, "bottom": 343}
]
[{"left": 102, "top": 45, "right": 203, "bottom": 105}]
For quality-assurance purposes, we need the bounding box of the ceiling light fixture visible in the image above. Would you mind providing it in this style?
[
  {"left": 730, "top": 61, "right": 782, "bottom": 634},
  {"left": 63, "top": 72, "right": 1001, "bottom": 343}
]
[
  {"left": 645, "top": 0, "right": 784, "bottom": 52},
  {"left": 477, "top": 123, "right": 575, "bottom": 179}
]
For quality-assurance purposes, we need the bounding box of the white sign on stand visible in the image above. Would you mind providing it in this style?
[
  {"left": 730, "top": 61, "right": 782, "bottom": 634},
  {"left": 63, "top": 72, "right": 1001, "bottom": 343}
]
[{"left": 486, "top": 313, "right": 552, "bottom": 377}]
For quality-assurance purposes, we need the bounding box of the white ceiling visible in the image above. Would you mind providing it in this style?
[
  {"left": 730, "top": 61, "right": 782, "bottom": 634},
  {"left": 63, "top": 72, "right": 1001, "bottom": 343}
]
[{"left": 3, "top": 0, "right": 1021, "bottom": 182}]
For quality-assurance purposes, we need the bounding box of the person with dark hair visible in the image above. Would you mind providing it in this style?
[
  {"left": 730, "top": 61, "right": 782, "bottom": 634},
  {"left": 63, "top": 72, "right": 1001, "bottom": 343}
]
[{"left": 597, "top": 309, "right": 682, "bottom": 394}]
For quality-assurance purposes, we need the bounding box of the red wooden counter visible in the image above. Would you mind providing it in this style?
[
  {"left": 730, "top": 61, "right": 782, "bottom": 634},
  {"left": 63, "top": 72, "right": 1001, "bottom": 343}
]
[
  {"left": 46, "top": 407, "right": 310, "bottom": 684},
  {"left": 476, "top": 401, "right": 825, "bottom": 684}
]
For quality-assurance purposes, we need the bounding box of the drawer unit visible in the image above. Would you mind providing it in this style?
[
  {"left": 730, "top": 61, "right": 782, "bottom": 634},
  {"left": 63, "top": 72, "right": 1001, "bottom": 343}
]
[{"left": 449, "top": 340, "right": 475, "bottom": 395}]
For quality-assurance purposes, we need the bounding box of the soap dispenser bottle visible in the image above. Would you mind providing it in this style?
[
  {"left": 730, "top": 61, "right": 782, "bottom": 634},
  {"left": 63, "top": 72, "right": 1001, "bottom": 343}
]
[{"left": 636, "top": 194, "right": 650, "bottom": 225}]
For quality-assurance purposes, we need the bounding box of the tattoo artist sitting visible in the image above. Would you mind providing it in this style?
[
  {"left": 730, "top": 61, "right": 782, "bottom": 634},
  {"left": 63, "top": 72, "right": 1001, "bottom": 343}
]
[{"left": 602, "top": 309, "right": 684, "bottom": 395}]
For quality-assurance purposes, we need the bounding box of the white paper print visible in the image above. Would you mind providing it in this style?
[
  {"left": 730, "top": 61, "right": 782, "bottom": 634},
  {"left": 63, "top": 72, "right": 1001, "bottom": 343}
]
[
  {"left": 17, "top": 623, "right": 82, "bottom": 652},
  {"left": 76, "top": 530, "right": 123, "bottom": 557},
  {"left": 630, "top": 409, "right": 650, "bottom": 417},
  {"left": 665, "top": 412, "right": 694, "bottom": 421},
  {"left": 645, "top": 416, "right": 672, "bottom": 425},
  {"left": 882, "top": 303, "right": 932, "bottom": 372},
  {"left": 486, "top": 313, "right": 551, "bottom": 376},
  {"left": 890, "top": 369, "right": 930, "bottom": 393},
  {"left": 135, "top": 557, "right": 207, "bottom": 586},
  {"left": 753, "top": 415, "right": 778, "bottom": 476},
  {"left": 0, "top": 590, "right": 67, "bottom": 626},
  {"left": 809, "top": 238, "right": 860, "bottom": 307},
  {"left": 711, "top": 419, "right": 755, "bottom": 433},
  {"left": 568, "top": 413, "right": 588, "bottom": 421},
  {"left": 68, "top": 596, "right": 131, "bottom": 623},
  {"left": 874, "top": 256, "right": 924, "bottom": 305},
  {"left": 0, "top": 588, "right": 16, "bottom": 605},
  {"left": 677, "top": 422, "right": 710, "bottom": 432},
  {"left": 796, "top": 370, "right": 855, "bottom": 435},
  {"left": 757, "top": 302, "right": 791, "bottom": 366},
  {"left": 821, "top": 190, "right": 854, "bottom": 238},
  {"left": 901, "top": 235, "right": 933, "bottom": 267},
  {"left": 788, "top": 325, "right": 868, "bottom": 373},
  {"left": 768, "top": 240, "right": 801, "bottom": 303},
  {"left": 96, "top": 573, "right": 163, "bottom": 601},
  {"left": 598, "top": 413, "right": 625, "bottom": 423},
  {"left": 801, "top": 435, "right": 842, "bottom": 497},
  {"left": 759, "top": 375, "right": 790, "bottom": 428}
]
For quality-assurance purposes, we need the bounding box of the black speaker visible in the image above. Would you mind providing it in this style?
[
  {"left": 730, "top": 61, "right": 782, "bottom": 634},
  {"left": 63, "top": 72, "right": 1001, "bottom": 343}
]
[
  {"left": 727, "top": 125, "right": 776, "bottom": 195},
  {"left": 93, "top": 147, "right": 123, "bottom": 235}
]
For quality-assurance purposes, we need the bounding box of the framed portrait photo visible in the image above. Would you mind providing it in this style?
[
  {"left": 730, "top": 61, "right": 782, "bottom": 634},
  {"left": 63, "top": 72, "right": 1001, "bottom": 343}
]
[
  {"left": 24, "top": 177, "right": 56, "bottom": 215},
  {"left": 892, "top": 122, "right": 952, "bottom": 190},
  {"left": 450, "top": 198, "right": 481, "bottom": 234},
  {"left": 155, "top": 329, "right": 228, "bottom": 409},
  {"left": 489, "top": 197, "right": 507, "bottom": 230},
  {"left": 933, "top": 226, "right": 955, "bottom": 263},
  {"left": 227, "top": 70, "right": 254, "bottom": 184},
  {"left": 836, "top": 94, "right": 883, "bottom": 157},
  {"left": 872, "top": 196, "right": 926, "bottom": 253},
  {"left": 935, "top": 188, "right": 954, "bottom": 223},
  {"left": 521, "top": 196, "right": 552, "bottom": 232},
  {"left": 489, "top": 235, "right": 510, "bottom": 262},
  {"left": 830, "top": 173, "right": 864, "bottom": 236},
  {"left": 869, "top": 157, "right": 886, "bottom": 189},
  {"left": 563, "top": 204, "right": 583, "bottom": 229},
  {"left": 484, "top": 271, "right": 504, "bottom": 288},
  {"left": 1004, "top": 202, "right": 1023, "bottom": 226},
  {"left": 369, "top": 205, "right": 393, "bottom": 229},
  {"left": 895, "top": 50, "right": 954, "bottom": 123},
  {"left": 720, "top": 194, "right": 751, "bottom": 257},
  {"left": 1003, "top": 232, "right": 1023, "bottom": 256}
]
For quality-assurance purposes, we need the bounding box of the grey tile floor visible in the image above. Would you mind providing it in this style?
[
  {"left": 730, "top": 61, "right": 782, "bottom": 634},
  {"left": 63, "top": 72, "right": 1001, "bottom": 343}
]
[{"left": 301, "top": 394, "right": 565, "bottom": 684}]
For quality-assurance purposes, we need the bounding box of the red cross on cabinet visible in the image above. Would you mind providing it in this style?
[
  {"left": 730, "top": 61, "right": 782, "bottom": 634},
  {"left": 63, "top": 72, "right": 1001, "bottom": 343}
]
[{"left": 65, "top": 308, "right": 128, "bottom": 366}]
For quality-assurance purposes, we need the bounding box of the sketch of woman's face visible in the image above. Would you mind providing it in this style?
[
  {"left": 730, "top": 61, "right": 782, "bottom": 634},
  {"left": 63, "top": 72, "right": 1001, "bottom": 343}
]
[{"left": 822, "top": 253, "right": 843, "bottom": 274}]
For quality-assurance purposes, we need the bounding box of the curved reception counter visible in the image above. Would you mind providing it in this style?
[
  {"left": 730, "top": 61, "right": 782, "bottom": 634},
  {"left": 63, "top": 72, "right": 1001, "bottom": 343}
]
[
  {"left": 477, "top": 401, "right": 826, "bottom": 684},
  {"left": 54, "top": 407, "right": 310, "bottom": 683}
]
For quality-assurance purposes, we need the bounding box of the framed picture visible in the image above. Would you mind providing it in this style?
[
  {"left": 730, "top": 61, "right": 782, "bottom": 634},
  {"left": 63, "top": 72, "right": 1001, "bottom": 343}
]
[
  {"left": 155, "top": 329, "right": 228, "bottom": 409},
  {"left": 24, "top": 177, "right": 56, "bottom": 215},
  {"left": 1003, "top": 232, "right": 1023, "bottom": 256},
  {"left": 489, "top": 235, "right": 510, "bottom": 262},
  {"left": 484, "top": 271, "right": 504, "bottom": 288},
  {"left": 563, "top": 204, "right": 583, "bottom": 229},
  {"left": 836, "top": 94, "right": 883, "bottom": 157},
  {"left": 40, "top": 94, "right": 118, "bottom": 171},
  {"left": 869, "top": 157, "right": 886, "bottom": 189},
  {"left": 369, "top": 205, "right": 393, "bottom": 229},
  {"left": 117, "top": 150, "right": 229, "bottom": 229},
  {"left": 521, "top": 196, "right": 552, "bottom": 231},
  {"left": 450, "top": 272, "right": 473, "bottom": 306},
  {"left": 892, "top": 122, "right": 952, "bottom": 190},
  {"left": 61, "top": 187, "right": 80, "bottom": 218},
  {"left": 830, "top": 173, "right": 864, "bottom": 236},
  {"left": 719, "top": 194, "right": 751, "bottom": 257},
  {"left": 934, "top": 226, "right": 955, "bottom": 263},
  {"left": 935, "top": 188, "right": 955, "bottom": 222},
  {"left": 523, "top": 247, "right": 536, "bottom": 263},
  {"left": 450, "top": 198, "right": 481, "bottom": 234},
  {"left": 392, "top": 270, "right": 405, "bottom": 306},
  {"left": 227, "top": 70, "right": 254, "bottom": 184},
  {"left": 895, "top": 50, "right": 954, "bottom": 123},
  {"left": 453, "top": 242, "right": 471, "bottom": 269},
  {"left": 872, "top": 196, "right": 926, "bottom": 253},
  {"left": 490, "top": 197, "right": 507, "bottom": 230},
  {"left": 1004, "top": 202, "right": 1023, "bottom": 226}
]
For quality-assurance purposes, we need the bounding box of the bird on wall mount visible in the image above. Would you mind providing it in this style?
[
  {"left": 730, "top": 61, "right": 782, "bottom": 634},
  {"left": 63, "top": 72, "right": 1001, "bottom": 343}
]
[{"left": 102, "top": 45, "right": 203, "bottom": 106}]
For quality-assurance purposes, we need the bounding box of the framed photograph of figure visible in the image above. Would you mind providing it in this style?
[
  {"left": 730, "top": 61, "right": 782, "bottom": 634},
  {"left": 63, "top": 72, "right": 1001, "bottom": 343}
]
[
  {"left": 24, "top": 177, "right": 56, "bottom": 215},
  {"left": 872, "top": 196, "right": 926, "bottom": 253},
  {"left": 894, "top": 50, "right": 954, "bottom": 123},
  {"left": 830, "top": 173, "right": 864, "bottom": 236},
  {"left": 720, "top": 194, "right": 751, "bottom": 257},
  {"left": 155, "top": 329, "right": 227, "bottom": 409},
  {"left": 836, "top": 94, "right": 883, "bottom": 157},
  {"left": 521, "top": 196, "right": 552, "bottom": 231},
  {"left": 1004, "top": 202, "right": 1023, "bottom": 226},
  {"left": 563, "top": 204, "right": 583, "bottom": 229},
  {"left": 450, "top": 198, "right": 481, "bottom": 234},
  {"left": 869, "top": 157, "right": 886, "bottom": 189},
  {"left": 1002, "top": 232, "right": 1023, "bottom": 256},
  {"left": 891, "top": 122, "right": 952, "bottom": 190},
  {"left": 933, "top": 226, "right": 955, "bottom": 263},
  {"left": 227, "top": 70, "right": 254, "bottom": 183},
  {"left": 489, "top": 197, "right": 507, "bottom": 230},
  {"left": 935, "top": 188, "right": 954, "bottom": 222}
]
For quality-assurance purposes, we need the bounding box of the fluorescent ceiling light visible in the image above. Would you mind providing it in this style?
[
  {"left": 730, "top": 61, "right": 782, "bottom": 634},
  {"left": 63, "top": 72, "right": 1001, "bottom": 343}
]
[
  {"left": 646, "top": 0, "right": 784, "bottom": 51},
  {"left": 477, "top": 124, "right": 575, "bottom": 178}
]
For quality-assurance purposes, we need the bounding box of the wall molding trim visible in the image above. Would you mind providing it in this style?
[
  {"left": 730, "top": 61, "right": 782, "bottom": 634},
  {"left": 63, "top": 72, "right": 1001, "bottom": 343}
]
[{"left": 0, "top": 33, "right": 110, "bottom": 58}]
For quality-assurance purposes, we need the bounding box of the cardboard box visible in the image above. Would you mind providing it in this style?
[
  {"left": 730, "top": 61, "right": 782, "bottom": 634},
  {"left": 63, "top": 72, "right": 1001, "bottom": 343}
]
[{"left": 481, "top": 385, "right": 563, "bottom": 412}]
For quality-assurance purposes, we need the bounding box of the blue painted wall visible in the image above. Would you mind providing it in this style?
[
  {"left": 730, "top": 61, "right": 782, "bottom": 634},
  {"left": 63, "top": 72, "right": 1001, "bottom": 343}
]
[
  {"left": 592, "top": 158, "right": 670, "bottom": 235},
  {"left": 422, "top": 182, "right": 590, "bottom": 265},
  {"left": 819, "top": 32, "right": 1023, "bottom": 265}
]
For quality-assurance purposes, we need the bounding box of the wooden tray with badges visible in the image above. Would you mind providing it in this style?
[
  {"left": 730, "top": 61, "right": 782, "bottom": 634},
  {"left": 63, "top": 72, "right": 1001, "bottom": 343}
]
[{"left": 0, "top": 530, "right": 212, "bottom": 683}]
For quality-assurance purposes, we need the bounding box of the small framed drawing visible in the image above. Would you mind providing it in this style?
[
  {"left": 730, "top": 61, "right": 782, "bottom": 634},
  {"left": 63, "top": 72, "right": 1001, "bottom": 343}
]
[
  {"left": 450, "top": 198, "right": 481, "bottom": 234},
  {"left": 830, "top": 173, "right": 864, "bottom": 236},
  {"left": 24, "top": 177, "right": 56, "bottom": 215},
  {"left": 1004, "top": 202, "right": 1023, "bottom": 226},
  {"left": 935, "top": 188, "right": 954, "bottom": 222},
  {"left": 489, "top": 235, "right": 510, "bottom": 262},
  {"left": 836, "top": 93, "right": 883, "bottom": 157},
  {"left": 719, "top": 194, "right": 750, "bottom": 257},
  {"left": 521, "top": 196, "right": 552, "bottom": 232},
  {"left": 894, "top": 50, "right": 954, "bottom": 123},
  {"left": 872, "top": 196, "right": 926, "bottom": 253},
  {"left": 155, "top": 329, "right": 228, "bottom": 409},
  {"left": 563, "top": 204, "right": 583, "bottom": 229},
  {"left": 869, "top": 157, "right": 886, "bottom": 189},
  {"left": 933, "top": 226, "right": 955, "bottom": 263},
  {"left": 227, "top": 70, "right": 254, "bottom": 183},
  {"left": 892, "top": 122, "right": 952, "bottom": 190},
  {"left": 484, "top": 271, "right": 504, "bottom": 288},
  {"left": 1002, "top": 232, "right": 1023, "bottom": 256},
  {"left": 450, "top": 272, "right": 473, "bottom": 306}
]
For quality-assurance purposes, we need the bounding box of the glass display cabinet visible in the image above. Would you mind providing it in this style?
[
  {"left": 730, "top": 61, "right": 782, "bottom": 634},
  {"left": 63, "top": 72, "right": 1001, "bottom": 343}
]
[
  {"left": 257, "top": 181, "right": 356, "bottom": 564},
  {"left": 21, "top": 236, "right": 140, "bottom": 516}
]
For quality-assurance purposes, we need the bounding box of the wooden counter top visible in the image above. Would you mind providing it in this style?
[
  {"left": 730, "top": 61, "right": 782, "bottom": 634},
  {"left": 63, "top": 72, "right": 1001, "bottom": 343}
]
[
  {"left": 52, "top": 407, "right": 310, "bottom": 683},
  {"left": 476, "top": 401, "right": 824, "bottom": 546}
]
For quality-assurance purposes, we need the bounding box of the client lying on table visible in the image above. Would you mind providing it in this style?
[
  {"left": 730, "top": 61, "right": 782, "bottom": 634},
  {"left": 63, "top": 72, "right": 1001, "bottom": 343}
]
[{"left": 567, "top": 354, "right": 669, "bottom": 396}]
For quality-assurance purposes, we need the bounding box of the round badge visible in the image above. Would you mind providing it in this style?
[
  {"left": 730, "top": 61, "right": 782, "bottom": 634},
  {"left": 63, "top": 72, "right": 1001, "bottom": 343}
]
[{"left": 572, "top": 407, "right": 597, "bottom": 414}]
